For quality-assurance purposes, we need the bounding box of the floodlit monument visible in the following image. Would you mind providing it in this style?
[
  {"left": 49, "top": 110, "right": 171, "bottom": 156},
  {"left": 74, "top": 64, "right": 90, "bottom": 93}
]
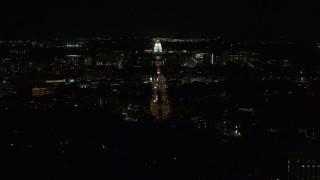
[{"left": 153, "top": 40, "right": 163, "bottom": 54}]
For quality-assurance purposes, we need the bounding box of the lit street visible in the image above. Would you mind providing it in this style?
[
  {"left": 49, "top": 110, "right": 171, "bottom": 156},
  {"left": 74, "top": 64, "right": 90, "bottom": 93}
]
[{"left": 150, "top": 60, "right": 170, "bottom": 120}]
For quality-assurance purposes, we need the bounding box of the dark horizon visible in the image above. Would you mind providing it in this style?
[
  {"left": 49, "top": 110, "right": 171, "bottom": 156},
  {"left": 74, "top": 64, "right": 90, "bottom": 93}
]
[
  {"left": 1, "top": 0, "right": 320, "bottom": 39},
  {"left": 0, "top": 34, "right": 319, "bottom": 42}
]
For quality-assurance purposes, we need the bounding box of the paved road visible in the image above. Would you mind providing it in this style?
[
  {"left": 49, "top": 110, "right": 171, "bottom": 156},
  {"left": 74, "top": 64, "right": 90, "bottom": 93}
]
[{"left": 150, "top": 60, "right": 170, "bottom": 120}]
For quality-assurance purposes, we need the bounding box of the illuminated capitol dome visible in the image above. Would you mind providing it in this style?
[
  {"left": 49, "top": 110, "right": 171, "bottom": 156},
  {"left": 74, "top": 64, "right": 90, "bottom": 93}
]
[{"left": 153, "top": 40, "right": 163, "bottom": 54}]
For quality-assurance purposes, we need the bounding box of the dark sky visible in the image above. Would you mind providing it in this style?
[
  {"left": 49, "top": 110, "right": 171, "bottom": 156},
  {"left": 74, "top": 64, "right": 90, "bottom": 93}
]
[{"left": 0, "top": 0, "right": 319, "bottom": 39}]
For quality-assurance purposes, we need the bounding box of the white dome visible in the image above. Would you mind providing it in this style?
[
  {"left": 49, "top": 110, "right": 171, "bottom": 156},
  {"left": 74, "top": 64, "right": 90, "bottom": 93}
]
[{"left": 153, "top": 40, "right": 162, "bottom": 53}]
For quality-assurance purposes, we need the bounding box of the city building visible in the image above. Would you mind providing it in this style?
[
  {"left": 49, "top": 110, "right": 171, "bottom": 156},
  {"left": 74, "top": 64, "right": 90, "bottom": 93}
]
[
  {"left": 153, "top": 40, "right": 163, "bottom": 54},
  {"left": 32, "top": 87, "right": 53, "bottom": 97},
  {"left": 288, "top": 151, "right": 320, "bottom": 180}
]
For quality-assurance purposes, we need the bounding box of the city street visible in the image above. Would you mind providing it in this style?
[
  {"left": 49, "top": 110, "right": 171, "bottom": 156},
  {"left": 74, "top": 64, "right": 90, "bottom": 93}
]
[{"left": 150, "top": 60, "right": 170, "bottom": 120}]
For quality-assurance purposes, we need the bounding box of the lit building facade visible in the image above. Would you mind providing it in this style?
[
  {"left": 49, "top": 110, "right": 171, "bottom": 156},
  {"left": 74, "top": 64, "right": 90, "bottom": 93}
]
[
  {"left": 32, "top": 87, "right": 53, "bottom": 97},
  {"left": 288, "top": 152, "right": 320, "bottom": 180}
]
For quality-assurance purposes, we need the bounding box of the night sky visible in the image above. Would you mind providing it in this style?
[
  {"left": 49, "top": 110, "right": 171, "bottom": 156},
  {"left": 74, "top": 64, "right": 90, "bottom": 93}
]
[{"left": 1, "top": 0, "right": 319, "bottom": 39}]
